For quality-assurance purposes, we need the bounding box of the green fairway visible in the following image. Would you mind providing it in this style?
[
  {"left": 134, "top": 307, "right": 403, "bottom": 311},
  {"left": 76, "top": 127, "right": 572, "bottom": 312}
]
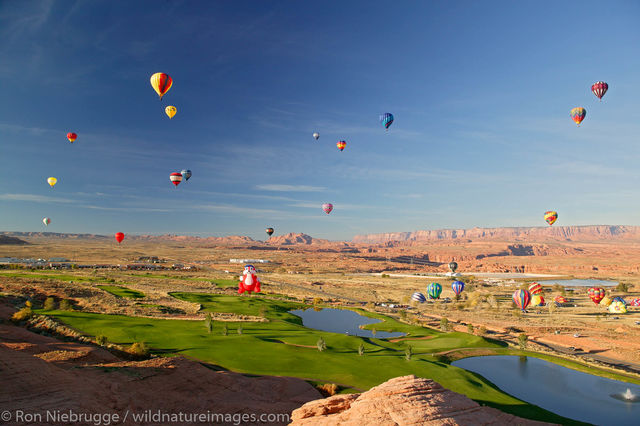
[
  {"left": 210, "top": 279, "right": 238, "bottom": 288},
  {"left": 97, "top": 285, "right": 145, "bottom": 299},
  {"left": 0, "top": 271, "right": 108, "bottom": 282},
  {"left": 40, "top": 292, "right": 588, "bottom": 424}
]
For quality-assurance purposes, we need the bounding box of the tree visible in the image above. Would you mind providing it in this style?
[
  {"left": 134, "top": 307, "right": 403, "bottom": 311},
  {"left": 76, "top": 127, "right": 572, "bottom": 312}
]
[
  {"left": 440, "top": 317, "right": 450, "bottom": 332},
  {"left": 467, "top": 323, "right": 474, "bottom": 334},
  {"left": 405, "top": 345, "right": 413, "bottom": 361},
  {"left": 204, "top": 313, "right": 213, "bottom": 334},
  {"left": 518, "top": 333, "right": 528, "bottom": 350},
  {"left": 222, "top": 323, "right": 228, "bottom": 336},
  {"left": 358, "top": 342, "right": 365, "bottom": 356},
  {"left": 317, "top": 337, "right": 327, "bottom": 352},
  {"left": 43, "top": 297, "right": 56, "bottom": 311},
  {"left": 477, "top": 325, "right": 487, "bottom": 336},
  {"left": 59, "top": 299, "right": 73, "bottom": 311}
]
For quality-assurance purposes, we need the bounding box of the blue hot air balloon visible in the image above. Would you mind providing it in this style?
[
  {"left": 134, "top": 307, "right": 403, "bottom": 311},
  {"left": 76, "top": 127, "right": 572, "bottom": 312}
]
[
  {"left": 452, "top": 281, "right": 465, "bottom": 297},
  {"left": 427, "top": 282, "right": 442, "bottom": 299},
  {"left": 181, "top": 169, "right": 192, "bottom": 181},
  {"left": 411, "top": 292, "right": 426, "bottom": 303},
  {"left": 380, "top": 113, "right": 394, "bottom": 130}
]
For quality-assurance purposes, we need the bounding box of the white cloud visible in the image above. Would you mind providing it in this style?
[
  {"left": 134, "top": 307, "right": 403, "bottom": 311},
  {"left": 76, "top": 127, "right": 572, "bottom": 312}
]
[
  {"left": 255, "top": 184, "right": 326, "bottom": 192},
  {"left": 0, "top": 193, "right": 75, "bottom": 203}
]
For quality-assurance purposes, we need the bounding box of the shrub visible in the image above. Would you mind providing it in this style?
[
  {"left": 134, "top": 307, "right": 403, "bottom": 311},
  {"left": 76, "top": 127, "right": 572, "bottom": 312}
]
[
  {"left": 222, "top": 324, "right": 228, "bottom": 336},
  {"left": 316, "top": 383, "right": 338, "bottom": 397},
  {"left": 317, "top": 337, "right": 327, "bottom": 352},
  {"left": 237, "top": 326, "right": 243, "bottom": 335},
  {"left": 25, "top": 300, "right": 32, "bottom": 308},
  {"left": 59, "top": 299, "right": 73, "bottom": 311},
  {"left": 128, "top": 342, "right": 149, "bottom": 357},
  {"left": 204, "top": 313, "right": 213, "bottom": 334},
  {"left": 370, "top": 328, "right": 377, "bottom": 337},
  {"left": 615, "top": 282, "right": 630, "bottom": 293},
  {"left": 440, "top": 317, "right": 450, "bottom": 332},
  {"left": 11, "top": 307, "right": 33, "bottom": 322},
  {"left": 96, "top": 335, "right": 107, "bottom": 346},
  {"left": 405, "top": 345, "right": 413, "bottom": 361},
  {"left": 398, "top": 309, "right": 407, "bottom": 320},
  {"left": 477, "top": 326, "right": 487, "bottom": 336},
  {"left": 381, "top": 273, "right": 389, "bottom": 278},
  {"left": 467, "top": 323, "right": 474, "bottom": 334},
  {"left": 313, "top": 297, "right": 323, "bottom": 305},
  {"left": 518, "top": 333, "right": 528, "bottom": 350},
  {"left": 43, "top": 297, "right": 57, "bottom": 311},
  {"left": 358, "top": 342, "right": 365, "bottom": 356}
]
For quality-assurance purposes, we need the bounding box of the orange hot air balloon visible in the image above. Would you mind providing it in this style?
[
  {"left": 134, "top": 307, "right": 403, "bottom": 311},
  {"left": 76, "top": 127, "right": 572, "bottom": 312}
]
[
  {"left": 67, "top": 132, "right": 77, "bottom": 143},
  {"left": 544, "top": 211, "right": 558, "bottom": 226},
  {"left": 570, "top": 107, "right": 586, "bottom": 126},
  {"left": 336, "top": 141, "right": 346, "bottom": 151},
  {"left": 115, "top": 232, "right": 125, "bottom": 244},
  {"left": 150, "top": 73, "right": 173, "bottom": 99}
]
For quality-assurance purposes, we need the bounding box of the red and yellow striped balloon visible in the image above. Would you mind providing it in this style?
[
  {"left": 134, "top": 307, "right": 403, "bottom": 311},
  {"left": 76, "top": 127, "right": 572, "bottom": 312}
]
[
  {"left": 336, "top": 141, "right": 347, "bottom": 151},
  {"left": 150, "top": 73, "right": 173, "bottom": 99},
  {"left": 587, "top": 287, "right": 605, "bottom": 305},
  {"left": 528, "top": 282, "right": 542, "bottom": 295}
]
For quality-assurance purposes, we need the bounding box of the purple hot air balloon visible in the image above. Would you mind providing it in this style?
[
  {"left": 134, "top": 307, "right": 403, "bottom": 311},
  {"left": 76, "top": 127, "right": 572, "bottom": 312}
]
[{"left": 452, "top": 281, "right": 465, "bottom": 297}]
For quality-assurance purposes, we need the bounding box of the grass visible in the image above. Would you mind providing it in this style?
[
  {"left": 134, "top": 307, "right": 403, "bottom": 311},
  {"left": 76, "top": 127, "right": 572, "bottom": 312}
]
[
  {"left": 0, "top": 271, "right": 108, "bottom": 282},
  {"left": 210, "top": 279, "right": 238, "bottom": 288},
  {"left": 39, "top": 292, "right": 591, "bottom": 425},
  {"left": 97, "top": 285, "right": 145, "bottom": 299}
]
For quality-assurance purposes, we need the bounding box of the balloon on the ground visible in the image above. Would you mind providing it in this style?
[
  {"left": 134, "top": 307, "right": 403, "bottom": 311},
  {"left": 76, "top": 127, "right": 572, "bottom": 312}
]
[
  {"left": 336, "top": 141, "right": 346, "bottom": 151},
  {"left": 42, "top": 217, "right": 51, "bottom": 226},
  {"left": 322, "top": 203, "right": 333, "bottom": 214},
  {"left": 115, "top": 232, "right": 125, "bottom": 244},
  {"left": 427, "top": 282, "right": 442, "bottom": 299},
  {"left": 554, "top": 295, "right": 568, "bottom": 304},
  {"left": 448, "top": 261, "right": 458, "bottom": 273},
  {"left": 150, "top": 72, "right": 173, "bottom": 99},
  {"left": 411, "top": 292, "right": 426, "bottom": 303},
  {"left": 181, "top": 169, "right": 192, "bottom": 181},
  {"left": 380, "top": 113, "right": 394, "bottom": 130},
  {"left": 451, "top": 281, "right": 465, "bottom": 296},
  {"left": 588, "top": 287, "right": 605, "bottom": 305},
  {"left": 238, "top": 264, "right": 261, "bottom": 294},
  {"left": 313, "top": 132, "right": 320, "bottom": 140},
  {"left": 165, "top": 106, "right": 177, "bottom": 119},
  {"left": 544, "top": 211, "right": 558, "bottom": 226},
  {"left": 609, "top": 300, "right": 627, "bottom": 314},
  {"left": 170, "top": 172, "right": 183, "bottom": 187},
  {"left": 513, "top": 289, "right": 531, "bottom": 311},
  {"left": 612, "top": 296, "right": 626, "bottom": 306},
  {"left": 600, "top": 296, "right": 612, "bottom": 306},
  {"left": 266, "top": 227, "right": 274, "bottom": 236},
  {"left": 591, "top": 81, "right": 608, "bottom": 101},
  {"left": 47, "top": 177, "right": 57, "bottom": 187},
  {"left": 67, "top": 132, "right": 77, "bottom": 143},
  {"left": 528, "top": 282, "right": 542, "bottom": 295},
  {"left": 531, "top": 294, "right": 545, "bottom": 306},
  {"left": 570, "top": 107, "right": 586, "bottom": 126},
  {"left": 629, "top": 298, "right": 640, "bottom": 307}
]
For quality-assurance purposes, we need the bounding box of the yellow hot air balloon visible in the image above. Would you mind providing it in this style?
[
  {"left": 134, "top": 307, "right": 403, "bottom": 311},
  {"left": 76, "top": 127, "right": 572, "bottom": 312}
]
[
  {"left": 47, "top": 177, "right": 57, "bottom": 187},
  {"left": 165, "top": 106, "right": 177, "bottom": 119},
  {"left": 150, "top": 72, "right": 172, "bottom": 99},
  {"left": 600, "top": 296, "right": 612, "bottom": 306}
]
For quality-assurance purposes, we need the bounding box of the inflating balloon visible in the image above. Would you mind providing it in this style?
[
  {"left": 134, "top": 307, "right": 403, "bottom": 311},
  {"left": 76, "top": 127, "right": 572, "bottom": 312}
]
[
  {"left": 609, "top": 300, "right": 627, "bottom": 314},
  {"left": 411, "top": 292, "right": 426, "bottom": 303},
  {"left": 322, "top": 203, "right": 333, "bottom": 214},
  {"left": 380, "top": 113, "right": 394, "bottom": 130},
  {"left": 544, "top": 211, "right": 558, "bottom": 226},
  {"left": 67, "top": 132, "right": 77, "bottom": 143},
  {"left": 181, "top": 169, "right": 192, "bottom": 181},
  {"left": 150, "top": 72, "right": 173, "bottom": 99},
  {"left": 266, "top": 227, "right": 274, "bottom": 237},
  {"left": 513, "top": 289, "right": 531, "bottom": 311},
  {"left": 612, "top": 296, "right": 626, "bottom": 306},
  {"left": 313, "top": 132, "right": 320, "bottom": 140},
  {"left": 427, "top": 282, "right": 442, "bottom": 299},
  {"left": 531, "top": 294, "right": 545, "bottom": 307},
  {"left": 452, "top": 281, "right": 465, "bottom": 296},
  {"left": 47, "top": 177, "right": 57, "bottom": 188},
  {"left": 629, "top": 298, "right": 640, "bottom": 307},
  {"left": 170, "top": 172, "right": 183, "bottom": 187},
  {"left": 43, "top": 217, "right": 51, "bottom": 226},
  {"left": 115, "top": 232, "right": 125, "bottom": 244},
  {"left": 165, "top": 106, "right": 177, "bottom": 119},
  {"left": 555, "top": 295, "right": 568, "bottom": 305},
  {"left": 448, "top": 261, "right": 458, "bottom": 273},
  {"left": 600, "top": 296, "right": 612, "bottom": 306},
  {"left": 528, "top": 282, "right": 542, "bottom": 295},
  {"left": 238, "top": 264, "right": 261, "bottom": 294},
  {"left": 588, "top": 287, "right": 605, "bottom": 305},
  {"left": 570, "top": 107, "right": 586, "bottom": 126},
  {"left": 336, "top": 141, "right": 346, "bottom": 151},
  {"left": 591, "top": 81, "right": 608, "bottom": 101}
]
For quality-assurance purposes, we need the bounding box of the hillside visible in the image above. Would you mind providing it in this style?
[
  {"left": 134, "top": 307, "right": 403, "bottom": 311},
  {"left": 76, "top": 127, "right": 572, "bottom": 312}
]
[{"left": 0, "top": 235, "right": 29, "bottom": 245}]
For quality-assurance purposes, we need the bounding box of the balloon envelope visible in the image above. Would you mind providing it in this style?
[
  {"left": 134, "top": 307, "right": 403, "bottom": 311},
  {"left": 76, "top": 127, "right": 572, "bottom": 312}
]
[
  {"left": 150, "top": 72, "right": 173, "bottom": 99},
  {"left": 336, "top": 141, "right": 346, "bottom": 151},
  {"left": 170, "top": 172, "right": 183, "bottom": 186},
  {"left": 531, "top": 294, "right": 545, "bottom": 306},
  {"left": 266, "top": 227, "right": 274, "bottom": 236},
  {"left": 67, "top": 132, "right": 77, "bottom": 143},
  {"left": 47, "top": 177, "right": 57, "bottom": 187},
  {"left": 165, "top": 106, "right": 177, "bottom": 119},
  {"left": 322, "top": 203, "right": 333, "bottom": 214},
  {"left": 544, "top": 211, "right": 558, "bottom": 226},
  {"left": 513, "top": 290, "right": 531, "bottom": 311},
  {"left": 528, "top": 282, "right": 542, "bottom": 295},
  {"left": 591, "top": 81, "right": 608, "bottom": 100},
  {"left": 313, "top": 132, "right": 320, "bottom": 140},
  {"left": 181, "top": 169, "right": 192, "bottom": 181},
  {"left": 115, "top": 232, "right": 125, "bottom": 243},
  {"left": 448, "top": 261, "right": 458, "bottom": 273},
  {"left": 451, "top": 281, "right": 465, "bottom": 296},
  {"left": 588, "top": 287, "right": 605, "bottom": 305},
  {"left": 380, "top": 113, "right": 394, "bottom": 130},
  {"left": 411, "top": 292, "right": 426, "bottom": 303},
  {"left": 427, "top": 282, "right": 442, "bottom": 299},
  {"left": 43, "top": 217, "right": 51, "bottom": 226},
  {"left": 570, "top": 107, "right": 586, "bottom": 126},
  {"left": 609, "top": 300, "right": 627, "bottom": 314}
]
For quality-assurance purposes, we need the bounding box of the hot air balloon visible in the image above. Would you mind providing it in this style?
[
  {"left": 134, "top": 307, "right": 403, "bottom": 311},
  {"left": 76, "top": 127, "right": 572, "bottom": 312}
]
[
  {"left": 165, "top": 106, "right": 177, "bottom": 119},
  {"left": 67, "top": 132, "right": 77, "bottom": 143},
  {"left": 238, "top": 264, "right": 261, "bottom": 294},
  {"left": 554, "top": 295, "right": 568, "bottom": 305},
  {"left": 150, "top": 72, "right": 173, "bottom": 99},
  {"left": 115, "top": 232, "right": 125, "bottom": 244},
  {"left": 629, "top": 298, "right": 640, "bottom": 307},
  {"left": 570, "top": 107, "right": 586, "bottom": 126},
  {"left": 612, "top": 296, "right": 626, "bottom": 306},
  {"left": 452, "top": 281, "right": 465, "bottom": 297},
  {"left": 448, "top": 261, "right": 458, "bottom": 273},
  {"left": 43, "top": 217, "right": 51, "bottom": 226},
  {"left": 170, "top": 172, "right": 183, "bottom": 187},
  {"left": 181, "top": 169, "right": 192, "bottom": 181},
  {"left": 47, "top": 177, "right": 57, "bottom": 188},
  {"left": 531, "top": 294, "right": 545, "bottom": 307},
  {"left": 411, "top": 292, "right": 426, "bottom": 303},
  {"left": 588, "top": 287, "right": 605, "bottom": 305},
  {"left": 322, "top": 203, "right": 333, "bottom": 214},
  {"left": 528, "top": 282, "right": 542, "bottom": 295},
  {"left": 380, "top": 113, "right": 394, "bottom": 130},
  {"left": 313, "top": 132, "right": 320, "bottom": 140},
  {"left": 266, "top": 227, "right": 274, "bottom": 237},
  {"left": 609, "top": 300, "right": 627, "bottom": 314},
  {"left": 544, "top": 211, "right": 558, "bottom": 226},
  {"left": 513, "top": 289, "right": 531, "bottom": 311},
  {"left": 336, "top": 141, "right": 346, "bottom": 151},
  {"left": 427, "top": 282, "right": 442, "bottom": 299},
  {"left": 591, "top": 81, "right": 608, "bottom": 101},
  {"left": 600, "top": 296, "right": 612, "bottom": 306}
]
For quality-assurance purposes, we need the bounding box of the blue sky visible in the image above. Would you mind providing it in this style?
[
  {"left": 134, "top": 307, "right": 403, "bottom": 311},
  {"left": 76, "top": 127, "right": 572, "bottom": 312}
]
[{"left": 2, "top": 1, "right": 640, "bottom": 240}]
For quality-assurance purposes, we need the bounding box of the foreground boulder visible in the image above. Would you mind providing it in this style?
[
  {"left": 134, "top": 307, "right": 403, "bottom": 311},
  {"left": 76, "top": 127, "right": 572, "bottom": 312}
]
[{"left": 290, "top": 375, "right": 553, "bottom": 425}]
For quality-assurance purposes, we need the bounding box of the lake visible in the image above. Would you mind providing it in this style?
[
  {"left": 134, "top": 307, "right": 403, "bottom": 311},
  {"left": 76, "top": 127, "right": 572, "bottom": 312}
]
[
  {"left": 540, "top": 278, "right": 618, "bottom": 287},
  {"left": 289, "top": 308, "right": 405, "bottom": 338},
  {"left": 453, "top": 355, "right": 640, "bottom": 425}
]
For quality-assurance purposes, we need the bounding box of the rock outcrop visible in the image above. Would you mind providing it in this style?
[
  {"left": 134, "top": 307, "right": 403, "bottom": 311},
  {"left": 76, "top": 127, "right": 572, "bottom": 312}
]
[{"left": 290, "top": 375, "right": 554, "bottom": 425}]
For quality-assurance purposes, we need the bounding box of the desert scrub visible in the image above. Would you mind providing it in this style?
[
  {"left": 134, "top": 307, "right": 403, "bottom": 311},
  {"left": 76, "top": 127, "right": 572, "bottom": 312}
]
[
  {"left": 59, "top": 299, "right": 73, "bottom": 311},
  {"left": 204, "top": 312, "right": 213, "bottom": 334},
  {"left": 128, "top": 342, "right": 149, "bottom": 357},
  {"left": 466, "top": 323, "right": 474, "bottom": 334},
  {"left": 96, "top": 334, "right": 108, "bottom": 346},
  {"left": 405, "top": 345, "right": 413, "bottom": 361},
  {"left": 316, "top": 383, "right": 338, "bottom": 397},
  {"left": 43, "top": 297, "right": 57, "bottom": 311},
  {"left": 317, "top": 337, "right": 327, "bottom": 352},
  {"left": 518, "top": 333, "right": 528, "bottom": 350},
  {"left": 11, "top": 307, "right": 34, "bottom": 322},
  {"left": 358, "top": 342, "right": 364, "bottom": 356},
  {"left": 440, "top": 317, "right": 450, "bottom": 332},
  {"left": 615, "top": 282, "right": 630, "bottom": 293}
]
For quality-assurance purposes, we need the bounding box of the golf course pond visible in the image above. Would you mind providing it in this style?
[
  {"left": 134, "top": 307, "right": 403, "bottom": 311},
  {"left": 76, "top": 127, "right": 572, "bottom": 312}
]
[
  {"left": 289, "top": 307, "right": 406, "bottom": 338},
  {"left": 453, "top": 355, "right": 640, "bottom": 425},
  {"left": 540, "top": 279, "right": 618, "bottom": 287}
]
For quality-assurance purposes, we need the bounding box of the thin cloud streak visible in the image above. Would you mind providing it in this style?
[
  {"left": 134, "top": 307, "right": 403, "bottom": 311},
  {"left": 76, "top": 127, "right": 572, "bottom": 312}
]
[{"left": 255, "top": 184, "right": 326, "bottom": 192}]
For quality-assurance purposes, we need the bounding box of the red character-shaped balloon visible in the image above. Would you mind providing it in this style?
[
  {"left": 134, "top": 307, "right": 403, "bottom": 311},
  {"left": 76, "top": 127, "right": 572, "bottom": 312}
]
[{"left": 238, "top": 264, "right": 261, "bottom": 294}]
